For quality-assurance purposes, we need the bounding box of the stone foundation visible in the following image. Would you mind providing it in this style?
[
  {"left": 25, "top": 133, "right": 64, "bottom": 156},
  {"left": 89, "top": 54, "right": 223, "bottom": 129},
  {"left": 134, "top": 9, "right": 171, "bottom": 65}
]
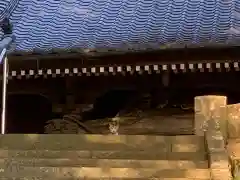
[
  {"left": 195, "top": 95, "right": 232, "bottom": 180},
  {"left": 227, "top": 104, "right": 240, "bottom": 139},
  {"left": 194, "top": 95, "right": 227, "bottom": 136}
]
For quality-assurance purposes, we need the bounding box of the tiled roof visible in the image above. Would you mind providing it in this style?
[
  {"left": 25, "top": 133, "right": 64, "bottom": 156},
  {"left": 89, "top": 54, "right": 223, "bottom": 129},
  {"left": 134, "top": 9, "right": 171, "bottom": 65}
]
[{"left": 0, "top": 0, "right": 240, "bottom": 54}]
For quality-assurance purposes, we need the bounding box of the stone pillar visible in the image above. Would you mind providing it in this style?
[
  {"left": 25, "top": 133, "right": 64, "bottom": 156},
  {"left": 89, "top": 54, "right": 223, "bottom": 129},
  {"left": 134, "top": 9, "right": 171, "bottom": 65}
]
[
  {"left": 194, "top": 95, "right": 227, "bottom": 136},
  {"left": 195, "top": 96, "right": 231, "bottom": 180},
  {"left": 227, "top": 103, "right": 240, "bottom": 139}
]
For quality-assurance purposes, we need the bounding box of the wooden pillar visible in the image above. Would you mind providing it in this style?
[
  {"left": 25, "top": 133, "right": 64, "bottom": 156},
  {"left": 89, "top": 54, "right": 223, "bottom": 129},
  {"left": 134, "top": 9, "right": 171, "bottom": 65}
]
[
  {"left": 162, "top": 71, "right": 170, "bottom": 87},
  {"left": 194, "top": 95, "right": 227, "bottom": 136},
  {"left": 65, "top": 77, "right": 77, "bottom": 111}
]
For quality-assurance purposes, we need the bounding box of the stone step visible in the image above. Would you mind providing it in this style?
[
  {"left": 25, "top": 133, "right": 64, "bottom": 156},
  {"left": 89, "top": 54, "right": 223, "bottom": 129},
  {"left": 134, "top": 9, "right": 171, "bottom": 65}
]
[
  {"left": 0, "top": 150, "right": 207, "bottom": 160},
  {"left": 0, "top": 167, "right": 210, "bottom": 179},
  {"left": 0, "top": 178, "right": 211, "bottom": 180},
  {"left": 1, "top": 158, "right": 208, "bottom": 169},
  {"left": 0, "top": 134, "right": 204, "bottom": 151}
]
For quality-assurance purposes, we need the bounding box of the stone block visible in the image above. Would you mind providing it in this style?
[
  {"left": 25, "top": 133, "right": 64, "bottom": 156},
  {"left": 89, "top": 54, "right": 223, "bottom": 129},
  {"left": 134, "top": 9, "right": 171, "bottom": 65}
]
[
  {"left": 227, "top": 139, "right": 240, "bottom": 158},
  {"left": 218, "top": 106, "right": 228, "bottom": 143},
  {"left": 230, "top": 158, "right": 240, "bottom": 178},
  {"left": 167, "top": 152, "right": 206, "bottom": 161},
  {"left": 227, "top": 104, "right": 240, "bottom": 139},
  {"left": 171, "top": 136, "right": 204, "bottom": 152},
  {"left": 206, "top": 106, "right": 228, "bottom": 142},
  {"left": 0, "top": 149, "right": 168, "bottom": 160},
  {"left": 171, "top": 143, "right": 203, "bottom": 152},
  {"left": 0, "top": 134, "right": 171, "bottom": 151},
  {"left": 0, "top": 159, "right": 208, "bottom": 169},
  {"left": 227, "top": 139, "right": 240, "bottom": 177},
  {"left": 170, "top": 135, "right": 204, "bottom": 144},
  {"left": 208, "top": 151, "right": 230, "bottom": 169},
  {"left": 194, "top": 95, "right": 227, "bottom": 136},
  {"left": 0, "top": 167, "right": 211, "bottom": 179},
  {"left": 210, "top": 169, "right": 232, "bottom": 180},
  {"left": 205, "top": 130, "right": 225, "bottom": 153}
]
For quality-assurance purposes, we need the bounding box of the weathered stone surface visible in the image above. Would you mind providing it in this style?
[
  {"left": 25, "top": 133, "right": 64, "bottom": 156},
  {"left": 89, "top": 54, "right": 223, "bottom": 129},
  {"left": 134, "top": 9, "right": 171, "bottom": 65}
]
[
  {"left": 218, "top": 106, "right": 228, "bottom": 142},
  {"left": 210, "top": 169, "right": 232, "bottom": 180},
  {"left": 206, "top": 138, "right": 231, "bottom": 178},
  {"left": 206, "top": 105, "right": 228, "bottom": 143},
  {"left": 171, "top": 136, "right": 204, "bottom": 152},
  {"left": 0, "top": 134, "right": 209, "bottom": 179},
  {"left": 0, "top": 150, "right": 168, "bottom": 160},
  {"left": 229, "top": 158, "right": 240, "bottom": 178},
  {"left": 204, "top": 120, "right": 232, "bottom": 179},
  {"left": 171, "top": 135, "right": 205, "bottom": 152},
  {"left": 227, "top": 104, "right": 240, "bottom": 139},
  {"left": 205, "top": 130, "right": 225, "bottom": 153},
  {"left": 171, "top": 143, "right": 204, "bottom": 153},
  {"left": 171, "top": 135, "right": 204, "bottom": 144},
  {"left": 0, "top": 134, "right": 204, "bottom": 151},
  {"left": 227, "top": 139, "right": 240, "bottom": 178},
  {"left": 0, "top": 158, "right": 208, "bottom": 169},
  {"left": 208, "top": 151, "right": 230, "bottom": 169},
  {"left": 0, "top": 134, "right": 172, "bottom": 151},
  {"left": 195, "top": 96, "right": 232, "bottom": 179},
  {"left": 0, "top": 167, "right": 211, "bottom": 179},
  {"left": 0, "top": 178, "right": 211, "bottom": 180},
  {"left": 194, "top": 95, "right": 227, "bottom": 136},
  {"left": 0, "top": 150, "right": 207, "bottom": 160},
  {"left": 227, "top": 138, "right": 240, "bottom": 158},
  {"left": 166, "top": 152, "right": 207, "bottom": 161}
]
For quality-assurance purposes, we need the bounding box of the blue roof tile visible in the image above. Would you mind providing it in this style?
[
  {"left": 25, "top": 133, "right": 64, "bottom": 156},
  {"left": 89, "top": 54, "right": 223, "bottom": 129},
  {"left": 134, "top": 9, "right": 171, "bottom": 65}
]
[{"left": 0, "top": 0, "right": 239, "bottom": 53}]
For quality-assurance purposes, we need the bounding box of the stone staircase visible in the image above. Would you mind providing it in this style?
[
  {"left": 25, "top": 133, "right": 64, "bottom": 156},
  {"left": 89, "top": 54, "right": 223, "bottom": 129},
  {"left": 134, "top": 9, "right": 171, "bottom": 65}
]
[{"left": 0, "top": 134, "right": 211, "bottom": 179}]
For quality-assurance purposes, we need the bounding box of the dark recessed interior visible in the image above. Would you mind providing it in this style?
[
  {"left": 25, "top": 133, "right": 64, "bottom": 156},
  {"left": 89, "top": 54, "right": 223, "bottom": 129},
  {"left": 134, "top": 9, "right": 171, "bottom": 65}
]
[{"left": 1, "top": 71, "right": 239, "bottom": 134}]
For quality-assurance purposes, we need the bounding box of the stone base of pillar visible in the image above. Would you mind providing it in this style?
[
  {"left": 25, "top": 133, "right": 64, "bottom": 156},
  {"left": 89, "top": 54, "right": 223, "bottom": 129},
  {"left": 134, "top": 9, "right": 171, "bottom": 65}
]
[
  {"left": 194, "top": 95, "right": 227, "bottom": 136},
  {"left": 227, "top": 103, "right": 240, "bottom": 139}
]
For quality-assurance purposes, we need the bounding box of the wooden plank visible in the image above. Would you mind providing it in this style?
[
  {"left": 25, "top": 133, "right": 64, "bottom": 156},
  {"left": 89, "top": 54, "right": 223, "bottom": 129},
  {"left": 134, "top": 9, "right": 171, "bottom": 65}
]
[{"left": 8, "top": 46, "right": 240, "bottom": 71}]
